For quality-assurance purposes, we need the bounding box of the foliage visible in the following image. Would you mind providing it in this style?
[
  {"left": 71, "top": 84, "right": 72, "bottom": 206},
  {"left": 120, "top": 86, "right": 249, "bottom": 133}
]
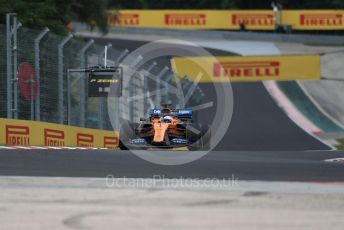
[
  {"left": 108, "top": 0, "right": 238, "bottom": 9},
  {"left": 108, "top": 0, "right": 344, "bottom": 9},
  {"left": 337, "top": 139, "right": 344, "bottom": 151},
  {"left": 1, "top": 0, "right": 344, "bottom": 35},
  {"left": 0, "top": 0, "right": 109, "bottom": 34}
]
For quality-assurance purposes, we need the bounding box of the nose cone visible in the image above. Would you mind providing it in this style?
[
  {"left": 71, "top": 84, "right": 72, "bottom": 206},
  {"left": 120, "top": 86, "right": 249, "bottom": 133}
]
[{"left": 153, "top": 123, "right": 169, "bottom": 142}]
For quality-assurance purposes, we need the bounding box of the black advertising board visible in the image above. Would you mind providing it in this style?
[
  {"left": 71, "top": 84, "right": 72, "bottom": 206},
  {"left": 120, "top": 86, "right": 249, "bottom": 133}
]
[{"left": 88, "top": 67, "right": 122, "bottom": 97}]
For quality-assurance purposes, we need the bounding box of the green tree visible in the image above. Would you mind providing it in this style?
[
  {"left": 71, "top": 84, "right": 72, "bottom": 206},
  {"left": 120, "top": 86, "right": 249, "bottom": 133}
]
[
  {"left": 108, "top": 0, "right": 237, "bottom": 9},
  {"left": 0, "top": 0, "right": 109, "bottom": 34},
  {"left": 108, "top": 0, "right": 344, "bottom": 9},
  {"left": 71, "top": 0, "right": 109, "bottom": 33},
  {"left": 329, "top": 0, "right": 344, "bottom": 9}
]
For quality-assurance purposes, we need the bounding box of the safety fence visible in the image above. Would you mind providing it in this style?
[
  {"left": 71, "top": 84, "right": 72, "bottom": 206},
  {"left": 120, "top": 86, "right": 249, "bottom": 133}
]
[
  {"left": 1, "top": 14, "right": 206, "bottom": 133},
  {"left": 0, "top": 19, "right": 126, "bottom": 130},
  {"left": 4, "top": 12, "right": 334, "bottom": 141},
  {"left": 1, "top": 13, "right": 152, "bottom": 131},
  {"left": 108, "top": 10, "right": 344, "bottom": 31}
]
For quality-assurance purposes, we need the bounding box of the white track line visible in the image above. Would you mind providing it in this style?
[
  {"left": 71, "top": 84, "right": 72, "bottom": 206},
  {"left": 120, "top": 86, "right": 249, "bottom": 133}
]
[
  {"left": 12, "top": 146, "right": 35, "bottom": 149},
  {"left": 0, "top": 146, "right": 112, "bottom": 150},
  {"left": 325, "top": 158, "right": 344, "bottom": 163},
  {"left": 0, "top": 146, "right": 16, "bottom": 149}
]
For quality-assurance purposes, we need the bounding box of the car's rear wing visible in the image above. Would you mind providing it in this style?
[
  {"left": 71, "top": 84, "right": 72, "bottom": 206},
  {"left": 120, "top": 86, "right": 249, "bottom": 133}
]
[{"left": 149, "top": 109, "right": 192, "bottom": 118}]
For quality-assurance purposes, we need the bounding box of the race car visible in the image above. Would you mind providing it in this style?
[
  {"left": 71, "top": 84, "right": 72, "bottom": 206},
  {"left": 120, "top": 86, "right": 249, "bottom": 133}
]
[{"left": 119, "top": 104, "right": 211, "bottom": 150}]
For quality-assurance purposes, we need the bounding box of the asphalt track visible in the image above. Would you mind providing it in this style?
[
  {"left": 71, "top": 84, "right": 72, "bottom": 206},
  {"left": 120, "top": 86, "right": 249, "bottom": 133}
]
[
  {"left": 0, "top": 149, "right": 344, "bottom": 181},
  {"left": 1, "top": 37, "right": 342, "bottom": 182},
  {"left": 93, "top": 37, "right": 330, "bottom": 151}
]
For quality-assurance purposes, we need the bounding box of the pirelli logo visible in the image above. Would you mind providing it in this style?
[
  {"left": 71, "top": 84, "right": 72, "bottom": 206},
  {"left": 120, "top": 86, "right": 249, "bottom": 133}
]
[
  {"left": 77, "top": 133, "right": 94, "bottom": 147},
  {"left": 6, "top": 125, "right": 30, "bottom": 145},
  {"left": 108, "top": 13, "right": 139, "bottom": 26},
  {"left": 213, "top": 61, "right": 280, "bottom": 78},
  {"left": 300, "top": 14, "right": 343, "bottom": 26},
  {"left": 44, "top": 129, "right": 65, "bottom": 146},
  {"left": 165, "top": 14, "right": 206, "bottom": 26},
  {"left": 104, "top": 136, "right": 119, "bottom": 149},
  {"left": 232, "top": 14, "right": 274, "bottom": 26}
]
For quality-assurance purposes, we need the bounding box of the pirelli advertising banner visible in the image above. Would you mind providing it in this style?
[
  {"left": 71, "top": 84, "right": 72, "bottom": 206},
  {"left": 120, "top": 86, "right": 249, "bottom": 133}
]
[
  {"left": 228, "top": 10, "right": 274, "bottom": 30},
  {"left": 0, "top": 118, "right": 119, "bottom": 149},
  {"left": 108, "top": 10, "right": 231, "bottom": 29},
  {"left": 108, "top": 10, "right": 276, "bottom": 30},
  {"left": 108, "top": 10, "right": 344, "bottom": 30},
  {"left": 282, "top": 10, "right": 344, "bottom": 30},
  {"left": 171, "top": 55, "right": 321, "bottom": 82}
]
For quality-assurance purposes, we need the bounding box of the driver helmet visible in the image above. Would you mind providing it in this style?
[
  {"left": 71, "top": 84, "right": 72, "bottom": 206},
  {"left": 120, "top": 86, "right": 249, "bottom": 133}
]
[{"left": 162, "top": 116, "right": 173, "bottom": 123}]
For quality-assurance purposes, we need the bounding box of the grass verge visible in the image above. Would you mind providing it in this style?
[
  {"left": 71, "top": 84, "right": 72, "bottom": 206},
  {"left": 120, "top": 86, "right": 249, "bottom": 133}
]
[{"left": 337, "top": 139, "right": 344, "bottom": 150}]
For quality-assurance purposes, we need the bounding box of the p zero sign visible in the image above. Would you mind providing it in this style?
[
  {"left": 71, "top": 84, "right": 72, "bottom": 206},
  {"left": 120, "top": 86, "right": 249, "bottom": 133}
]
[
  {"left": 88, "top": 67, "right": 122, "bottom": 97},
  {"left": 171, "top": 55, "right": 321, "bottom": 82}
]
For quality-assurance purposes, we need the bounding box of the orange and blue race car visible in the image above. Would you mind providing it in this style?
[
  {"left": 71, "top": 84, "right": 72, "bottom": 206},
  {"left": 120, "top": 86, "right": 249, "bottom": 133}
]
[{"left": 119, "top": 104, "right": 210, "bottom": 150}]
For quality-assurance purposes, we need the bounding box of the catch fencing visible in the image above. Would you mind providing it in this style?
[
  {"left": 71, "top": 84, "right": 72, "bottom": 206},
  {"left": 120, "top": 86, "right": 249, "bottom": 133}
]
[
  {"left": 0, "top": 14, "right": 129, "bottom": 130},
  {"left": 1, "top": 14, "right": 204, "bottom": 131}
]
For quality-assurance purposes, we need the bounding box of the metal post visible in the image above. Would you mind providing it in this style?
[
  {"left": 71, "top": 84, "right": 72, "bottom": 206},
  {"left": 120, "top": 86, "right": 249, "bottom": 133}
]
[
  {"left": 129, "top": 75, "right": 134, "bottom": 122},
  {"left": 114, "top": 96, "right": 120, "bottom": 130},
  {"left": 131, "top": 55, "right": 143, "bottom": 69},
  {"left": 162, "top": 71, "right": 174, "bottom": 104},
  {"left": 174, "top": 75, "right": 185, "bottom": 108},
  {"left": 79, "top": 39, "right": 94, "bottom": 127},
  {"left": 97, "top": 43, "right": 112, "bottom": 129},
  {"left": 12, "top": 16, "right": 20, "bottom": 119},
  {"left": 115, "top": 49, "right": 129, "bottom": 66},
  {"left": 142, "top": 62, "right": 157, "bottom": 115},
  {"left": 98, "top": 98, "right": 104, "bottom": 129},
  {"left": 128, "top": 56, "right": 143, "bottom": 122},
  {"left": 141, "top": 71, "right": 148, "bottom": 117},
  {"left": 6, "top": 14, "right": 13, "bottom": 118},
  {"left": 146, "top": 61, "right": 157, "bottom": 73},
  {"left": 34, "top": 27, "right": 49, "bottom": 121},
  {"left": 155, "top": 66, "right": 169, "bottom": 107},
  {"left": 98, "top": 43, "right": 112, "bottom": 65},
  {"left": 104, "top": 46, "right": 108, "bottom": 68},
  {"left": 67, "top": 70, "right": 71, "bottom": 125},
  {"left": 58, "top": 33, "right": 73, "bottom": 124},
  {"left": 28, "top": 77, "right": 34, "bottom": 120}
]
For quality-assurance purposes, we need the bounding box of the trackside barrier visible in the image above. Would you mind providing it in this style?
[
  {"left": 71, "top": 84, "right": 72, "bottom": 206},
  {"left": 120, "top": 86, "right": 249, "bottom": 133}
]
[
  {"left": 171, "top": 55, "right": 321, "bottom": 82},
  {"left": 108, "top": 10, "right": 344, "bottom": 31},
  {"left": 282, "top": 10, "right": 344, "bottom": 30},
  {"left": 0, "top": 118, "right": 119, "bottom": 149}
]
